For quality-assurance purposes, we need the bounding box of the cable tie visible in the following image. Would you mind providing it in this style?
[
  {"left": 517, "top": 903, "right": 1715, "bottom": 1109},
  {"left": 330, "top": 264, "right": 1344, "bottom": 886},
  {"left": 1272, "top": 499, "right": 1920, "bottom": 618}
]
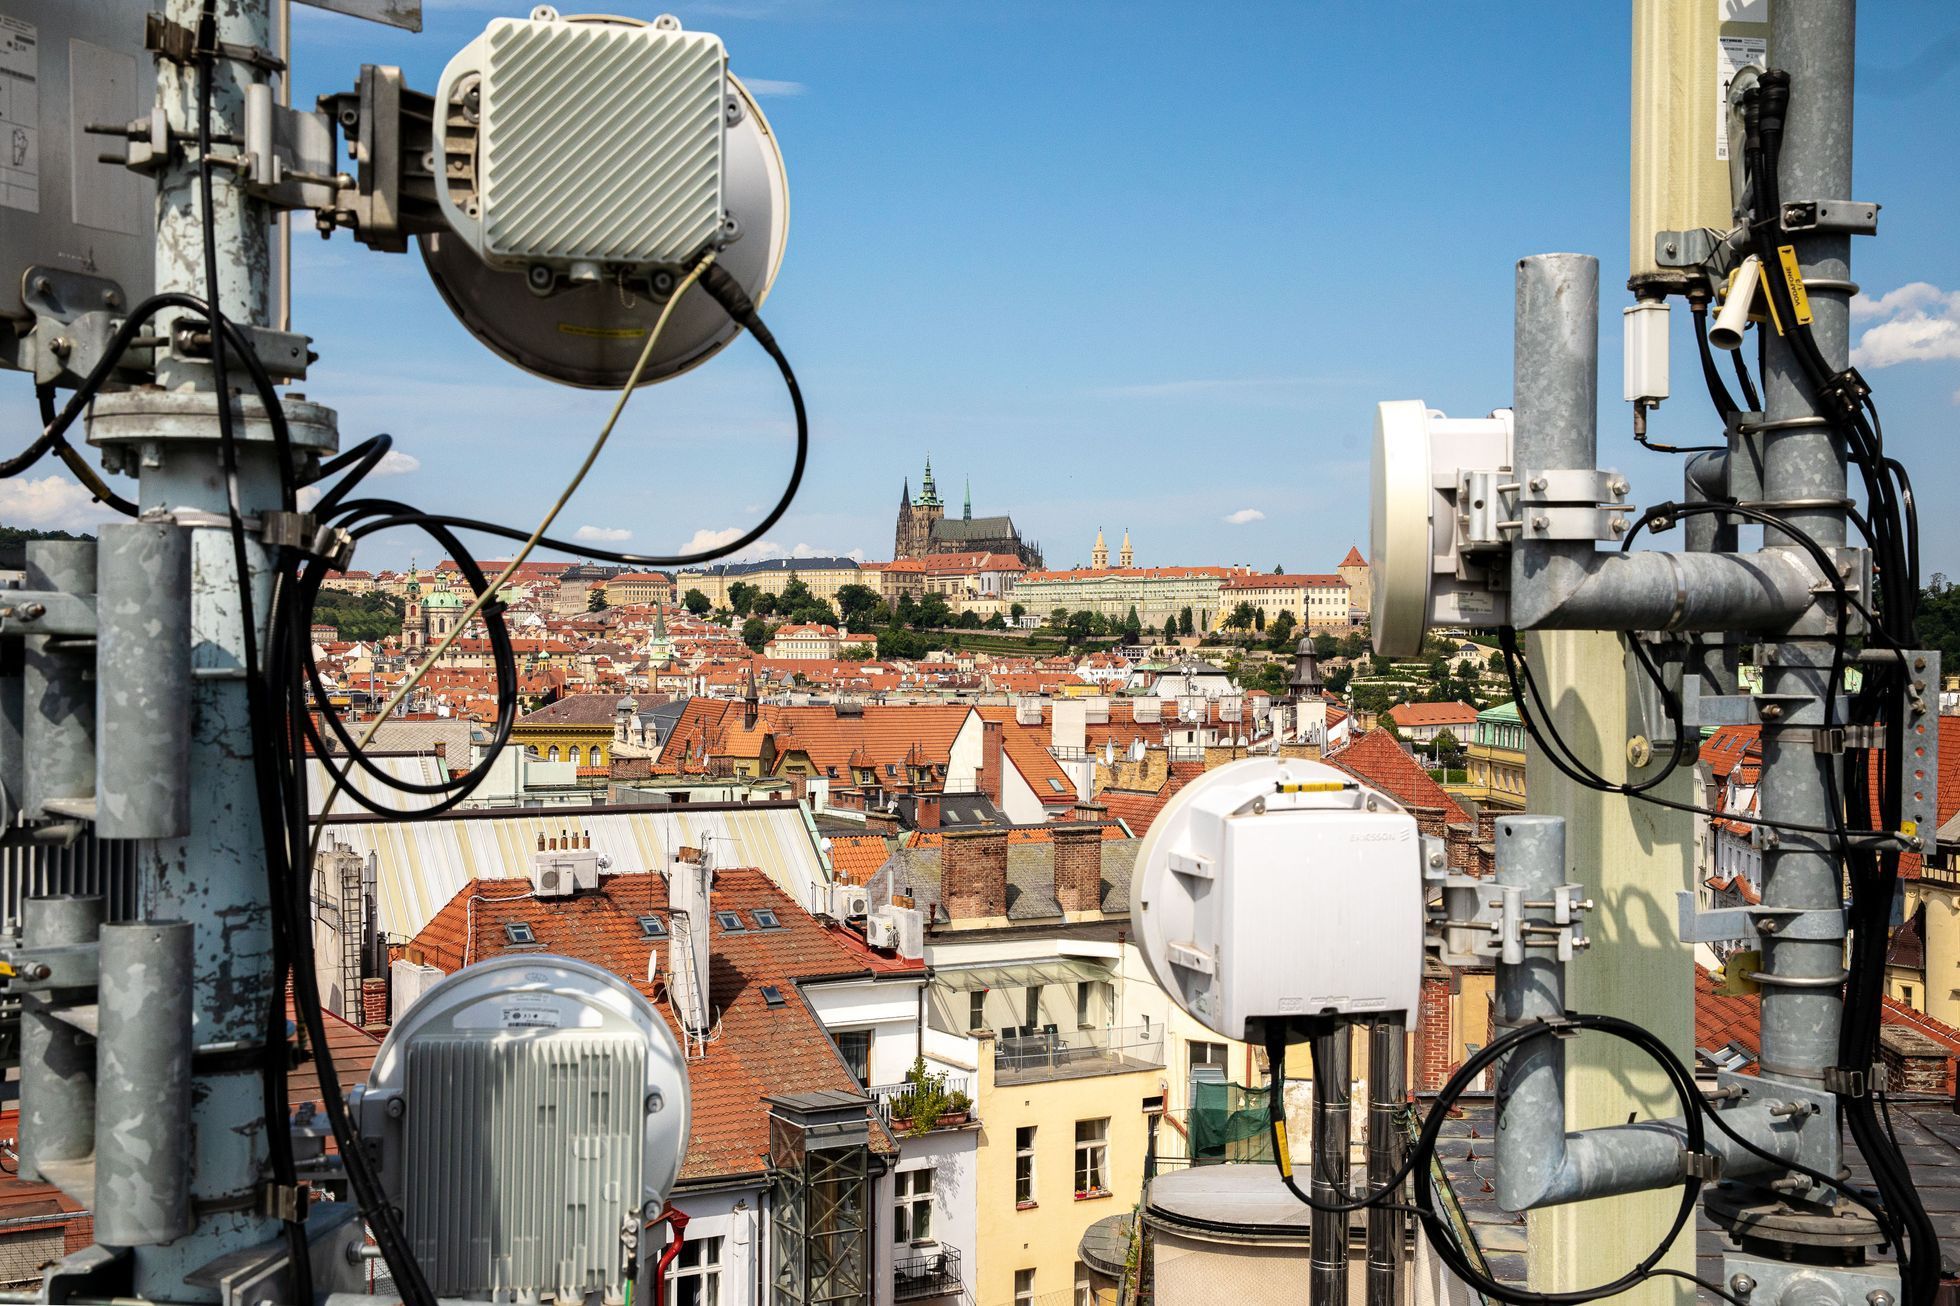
[
  {"left": 1823, "top": 1065, "right": 1868, "bottom": 1099},
  {"left": 1678, "top": 1151, "right": 1722, "bottom": 1182}
]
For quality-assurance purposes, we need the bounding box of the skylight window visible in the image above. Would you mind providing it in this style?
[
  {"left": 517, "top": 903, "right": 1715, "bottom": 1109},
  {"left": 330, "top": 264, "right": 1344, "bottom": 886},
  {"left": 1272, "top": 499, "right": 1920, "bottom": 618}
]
[
  {"left": 638, "top": 915, "right": 667, "bottom": 938},
  {"left": 1047, "top": 778, "right": 1066, "bottom": 793},
  {"left": 504, "top": 922, "right": 535, "bottom": 945},
  {"left": 761, "top": 984, "right": 786, "bottom": 1008},
  {"left": 714, "top": 910, "right": 746, "bottom": 932},
  {"left": 752, "top": 908, "right": 782, "bottom": 930}
]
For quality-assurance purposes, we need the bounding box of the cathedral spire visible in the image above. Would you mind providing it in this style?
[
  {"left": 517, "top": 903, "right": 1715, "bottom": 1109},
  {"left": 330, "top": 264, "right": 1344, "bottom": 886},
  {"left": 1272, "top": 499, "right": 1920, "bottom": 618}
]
[
  {"left": 963, "top": 476, "right": 971, "bottom": 521},
  {"left": 901, "top": 476, "right": 911, "bottom": 508},
  {"left": 1119, "top": 527, "right": 1133, "bottom": 568},
  {"left": 1092, "top": 527, "right": 1108, "bottom": 570}
]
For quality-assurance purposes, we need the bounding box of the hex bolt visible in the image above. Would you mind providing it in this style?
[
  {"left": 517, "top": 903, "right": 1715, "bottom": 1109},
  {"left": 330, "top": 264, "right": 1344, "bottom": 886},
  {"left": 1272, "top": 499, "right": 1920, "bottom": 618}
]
[
  {"left": 19, "top": 962, "right": 50, "bottom": 981},
  {"left": 1729, "top": 1275, "right": 1756, "bottom": 1298},
  {"left": 1608, "top": 477, "right": 1630, "bottom": 497},
  {"left": 18, "top": 602, "right": 45, "bottom": 621},
  {"left": 1761, "top": 703, "right": 1784, "bottom": 720},
  {"left": 1528, "top": 476, "right": 1548, "bottom": 492},
  {"left": 1914, "top": 656, "right": 1928, "bottom": 672},
  {"left": 645, "top": 1091, "right": 665, "bottom": 1114},
  {"left": 49, "top": 337, "right": 72, "bottom": 358},
  {"left": 103, "top": 289, "right": 122, "bottom": 308},
  {"left": 385, "top": 1097, "right": 406, "bottom": 1119},
  {"left": 1610, "top": 516, "right": 1630, "bottom": 535},
  {"left": 1428, "top": 851, "right": 1444, "bottom": 868},
  {"left": 1531, "top": 515, "right": 1549, "bottom": 531},
  {"left": 1868, "top": 1292, "right": 1895, "bottom": 1306}
]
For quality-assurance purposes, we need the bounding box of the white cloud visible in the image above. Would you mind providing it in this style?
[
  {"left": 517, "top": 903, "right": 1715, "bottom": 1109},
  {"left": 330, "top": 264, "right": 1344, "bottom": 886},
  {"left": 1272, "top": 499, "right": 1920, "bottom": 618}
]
[
  {"left": 675, "top": 531, "right": 865, "bottom": 563},
  {"left": 0, "top": 476, "right": 107, "bottom": 533},
  {"left": 374, "top": 451, "right": 422, "bottom": 475},
  {"left": 1850, "top": 282, "right": 1960, "bottom": 368},
  {"left": 574, "top": 525, "right": 634, "bottom": 543},
  {"left": 741, "top": 78, "right": 807, "bottom": 98},
  {"left": 1222, "top": 508, "right": 1266, "bottom": 525},
  {"left": 677, "top": 527, "right": 746, "bottom": 555}
]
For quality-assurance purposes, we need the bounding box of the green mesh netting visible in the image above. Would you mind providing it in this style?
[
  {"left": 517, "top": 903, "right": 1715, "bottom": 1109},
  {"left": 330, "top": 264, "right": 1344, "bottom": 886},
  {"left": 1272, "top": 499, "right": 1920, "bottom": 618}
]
[{"left": 1189, "top": 1080, "right": 1273, "bottom": 1163}]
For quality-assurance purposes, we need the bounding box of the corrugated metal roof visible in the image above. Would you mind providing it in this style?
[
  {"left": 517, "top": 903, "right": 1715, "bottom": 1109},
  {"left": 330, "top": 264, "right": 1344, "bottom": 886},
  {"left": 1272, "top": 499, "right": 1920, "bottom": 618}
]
[
  {"left": 306, "top": 755, "right": 450, "bottom": 820},
  {"left": 320, "top": 802, "right": 828, "bottom": 940}
]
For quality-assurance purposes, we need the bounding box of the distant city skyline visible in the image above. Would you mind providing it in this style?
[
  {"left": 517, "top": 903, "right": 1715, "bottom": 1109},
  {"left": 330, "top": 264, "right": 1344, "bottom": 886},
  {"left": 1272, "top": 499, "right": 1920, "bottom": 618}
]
[{"left": 1, "top": 3, "right": 1955, "bottom": 578}]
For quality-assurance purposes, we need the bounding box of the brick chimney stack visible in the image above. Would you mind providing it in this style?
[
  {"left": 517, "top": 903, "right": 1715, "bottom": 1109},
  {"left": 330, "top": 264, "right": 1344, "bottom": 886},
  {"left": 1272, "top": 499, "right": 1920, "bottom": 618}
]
[
  {"left": 914, "top": 792, "right": 942, "bottom": 831},
  {"left": 978, "top": 719, "right": 1004, "bottom": 804},
  {"left": 1412, "top": 966, "right": 1457, "bottom": 1093},
  {"left": 1052, "top": 825, "right": 1104, "bottom": 914},
  {"left": 941, "top": 826, "right": 1008, "bottom": 920}
]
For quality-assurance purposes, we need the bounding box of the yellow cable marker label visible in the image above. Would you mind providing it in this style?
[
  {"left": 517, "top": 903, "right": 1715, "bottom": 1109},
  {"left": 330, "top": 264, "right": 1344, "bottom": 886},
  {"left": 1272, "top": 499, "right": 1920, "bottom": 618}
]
[
  {"left": 557, "top": 323, "right": 648, "bottom": 340},
  {"left": 1276, "top": 781, "right": 1351, "bottom": 794},
  {"left": 1776, "top": 245, "right": 1813, "bottom": 328},
  {"left": 1902, "top": 819, "right": 1919, "bottom": 839},
  {"left": 1273, "top": 1120, "right": 1292, "bottom": 1177}
]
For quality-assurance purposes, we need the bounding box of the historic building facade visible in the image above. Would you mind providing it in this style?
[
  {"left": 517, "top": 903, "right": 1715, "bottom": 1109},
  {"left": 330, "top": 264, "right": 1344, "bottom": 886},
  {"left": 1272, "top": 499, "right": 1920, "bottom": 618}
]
[{"left": 893, "top": 457, "right": 1042, "bottom": 568}]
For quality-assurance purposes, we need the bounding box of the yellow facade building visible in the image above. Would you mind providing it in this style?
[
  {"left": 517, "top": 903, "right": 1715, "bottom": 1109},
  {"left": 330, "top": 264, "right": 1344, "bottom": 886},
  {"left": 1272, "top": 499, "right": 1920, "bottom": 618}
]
[
  {"left": 673, "top": 555, "right": 863, "bottom": 609},
  {"left": 508, "top": 692, "right": 633, "bottom": 769}
]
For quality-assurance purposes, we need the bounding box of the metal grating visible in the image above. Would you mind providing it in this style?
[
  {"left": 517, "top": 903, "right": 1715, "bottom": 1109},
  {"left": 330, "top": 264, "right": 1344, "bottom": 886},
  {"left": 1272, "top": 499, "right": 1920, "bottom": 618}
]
[
  {"left": 1, "top": 821, "right": 140, "bottom": 932},
  {"left": 402, "top": 1032, "right": 647, "bottom": 1300},
  {"left": 479, "top": 21, "right": 725, "bottom": 265}
]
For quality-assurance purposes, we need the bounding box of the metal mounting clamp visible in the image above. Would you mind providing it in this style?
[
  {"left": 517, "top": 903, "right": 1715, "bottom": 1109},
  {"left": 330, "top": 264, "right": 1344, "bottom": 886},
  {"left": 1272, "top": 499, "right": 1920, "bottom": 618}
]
[{"left": 1779, "top": 199, "right": 1879, "bottom": 236}]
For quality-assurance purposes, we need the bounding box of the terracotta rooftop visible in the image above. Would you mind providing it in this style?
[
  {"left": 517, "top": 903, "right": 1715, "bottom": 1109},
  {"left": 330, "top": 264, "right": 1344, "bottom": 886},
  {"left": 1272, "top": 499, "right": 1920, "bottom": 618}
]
[
  {"left": 1385, "top": 701, "right": 1480, "bottom": 728},
  {"left": 1325, "top": 729, "right": 1473, "bottom": 824},
  {"left": 406, "top": 868, "right": 911, "bottom": 1184}
]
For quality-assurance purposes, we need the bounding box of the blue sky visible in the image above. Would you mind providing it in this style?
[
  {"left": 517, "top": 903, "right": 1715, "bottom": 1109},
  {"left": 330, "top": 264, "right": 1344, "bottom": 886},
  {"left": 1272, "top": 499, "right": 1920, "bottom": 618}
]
[{"left": 8, "top": 2, "right": 1959, "bottom": 577}]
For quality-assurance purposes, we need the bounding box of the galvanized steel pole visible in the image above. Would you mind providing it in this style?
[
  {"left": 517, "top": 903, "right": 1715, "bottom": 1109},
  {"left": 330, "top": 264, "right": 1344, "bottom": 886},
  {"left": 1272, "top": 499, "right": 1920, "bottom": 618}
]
[
  {"left": 1310, "top": 1024, "right": 1352, "bottom": 1306},
  {"left": 1365, "top": 1019, "right": 1405, "bottom": 1306}
]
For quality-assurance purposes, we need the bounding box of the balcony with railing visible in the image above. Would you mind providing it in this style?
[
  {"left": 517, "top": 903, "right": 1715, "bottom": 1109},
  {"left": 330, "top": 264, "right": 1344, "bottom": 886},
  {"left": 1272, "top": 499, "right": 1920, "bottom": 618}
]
[
  {"left": 866, "top": 1075, "right": 974, "bottom": 1134},
  {"left": 994, "top": 1023, "right": 1165, "bottom": 1085},
  {"left": 892, "top": 1246, "right": 963, "bottom": 1301}
]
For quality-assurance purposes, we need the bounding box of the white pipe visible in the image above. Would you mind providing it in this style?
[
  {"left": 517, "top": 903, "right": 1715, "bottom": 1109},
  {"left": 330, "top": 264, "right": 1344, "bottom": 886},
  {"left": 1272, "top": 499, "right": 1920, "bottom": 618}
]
[{"left": 1709, "top": 253, "right": 1762, "bottom": 352}]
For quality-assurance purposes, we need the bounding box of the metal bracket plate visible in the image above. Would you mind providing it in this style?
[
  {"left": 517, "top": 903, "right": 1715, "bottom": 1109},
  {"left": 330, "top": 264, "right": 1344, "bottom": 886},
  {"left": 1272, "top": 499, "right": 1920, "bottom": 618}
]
[
  {"left": 1901, "top": 649, "right": 1940, "bottom": 854},
  {"left": 1778, "top": 199, "right": 1880, "bottom": 236},
  {"left": 1512, "top": 468, "right": 1631, "bottom": 505}
]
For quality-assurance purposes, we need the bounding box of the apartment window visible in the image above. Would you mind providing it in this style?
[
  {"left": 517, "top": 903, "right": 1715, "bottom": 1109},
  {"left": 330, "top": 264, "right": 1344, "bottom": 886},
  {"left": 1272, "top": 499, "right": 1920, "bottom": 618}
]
[
  {"left": 1014, "top": 1126, "right": 1037, "bottom": 1205},
  {"left": 1076, "top": 981, "right": 1094, "bottom": 1029},
  {"left": 1014, "top": 1269, "right": 1036, "bottom": 1306},
  {"left": 503, "top": 922, "right": 535, "bottom": 945},
  {"left": 666, "top": 1234, "right": 722, "bottom": 1306},
  {"left": 969, "top": 990, "right": 987, "bottom": 1032},
  {"left": 1902, "top": 984, "right": 1916, "bottom": 1008},
  {"left": 1074, "top": 1118, "right": 1109, "bottom": 1195},
  {"left": 893, "top": 1166, "right": 933, "bottom": 1243},
  {"left": 1074, "top": 1261, "right": 1094, "bottom": 1306},
  {"left": 835, "top": 1028, "right": 872, "bottom": 1085},
  {"left": 751, "top": 908, "right": 782, "bottom": 930},
  {"left": 637, "top": 915, "right": 667, "bottom": 939},
  {"left": 1024, "top": 984, "right": 1044, "bottom": 1029},
  {"left": 547, "top": 746, "right": 560, "bottom": 761},
  {"left": 1189, "top": 1041, "right": 1228, "bottom": 1078}
]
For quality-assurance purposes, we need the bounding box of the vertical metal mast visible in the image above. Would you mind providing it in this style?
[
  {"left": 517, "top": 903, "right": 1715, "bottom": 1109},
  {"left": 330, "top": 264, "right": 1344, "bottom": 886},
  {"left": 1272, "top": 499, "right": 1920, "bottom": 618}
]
[
  {"left": 1309, "top": 1025, "right": 1352, "bottom": 1306},
  {"left": 82, "top": 0, "right": 340, "bottom": 1296}
]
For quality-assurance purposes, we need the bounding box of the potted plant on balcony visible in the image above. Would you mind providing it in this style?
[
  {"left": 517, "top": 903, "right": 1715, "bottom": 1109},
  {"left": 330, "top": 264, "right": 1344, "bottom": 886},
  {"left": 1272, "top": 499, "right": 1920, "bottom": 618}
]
[{"left": 890, "top": 1057, "right": 968, "bottom": 1136}]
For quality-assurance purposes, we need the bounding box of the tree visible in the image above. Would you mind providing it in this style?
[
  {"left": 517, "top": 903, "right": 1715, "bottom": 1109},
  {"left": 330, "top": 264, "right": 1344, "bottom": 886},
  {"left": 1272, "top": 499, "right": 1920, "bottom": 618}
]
[
  {"left": 1325, "top": 665, "right": 1353, "bottom": 695},
  {"left": 835, "top": 582, "right": 883, "bottom": 628},
  {"left": 1431, "top": 728, "right": 1465, "bottom": 768},
  {"left": 682, "top": 588, "right": 711, "bottom": 616},
  {"left": 1250, "top": 662, "right": 1290, "bottom": 696},
  {"left": 1050, "top": 606, "right": 1070, "bottom": 629},
  {"left": 1066, "top": 610, "right": 1096, "bottom": 643},
  {"left": 728, "top": 581, "right": 759, "bottom": 617},
  {"left": 985, "top": 612, "right": 1008, "bottom": 631},
  {"left": 1253, "top": 607, "right": 1266, "bottom": 633},
  {"left": 915, "top": 591, "right": 953, "bottom": 629},
  {"left": 311, "top": 589, "right": 405, "bottom": 642},
  {"left": 753, "top": 591, "right": 780, "bottom": 618},
  {"left": 896, "top": 593, "right": 919, "bottom": 626},
  {"left": 956, "top": 610, "right": 982, "bottom": 629},
  {"left": 1010, "top": 602, "right": 1026, "bottom": 622},
  {"left": 1225, "top": 601, "right": 1258, "bottom": 639},
  {"left": 587, "top": 585, "right": 609, "bottom": 611},
  {"left": 1122, "top": 605, "right": 1143, "bottom": 642},
  {"left": 741, "top": 616, "right": 772, "bottom": 651},
  {"left": 1267, "top": 610, "right": 1296, "bottom": 651},
  {"left": 1178, "top": 606, "right": 1195, "bottom": 637}
]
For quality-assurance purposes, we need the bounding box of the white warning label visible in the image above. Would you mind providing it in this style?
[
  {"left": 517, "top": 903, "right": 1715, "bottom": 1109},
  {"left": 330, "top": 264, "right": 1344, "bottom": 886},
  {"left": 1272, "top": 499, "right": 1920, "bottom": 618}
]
[
  {"left": 499, "top": 993, "right": 563, "bottom": 1029},
  {"left": 1715, "top": 35, "right": 1767, "bottom": 163},
  {"left": 0, "top": 14, "right": 37, "bottom": 213}
]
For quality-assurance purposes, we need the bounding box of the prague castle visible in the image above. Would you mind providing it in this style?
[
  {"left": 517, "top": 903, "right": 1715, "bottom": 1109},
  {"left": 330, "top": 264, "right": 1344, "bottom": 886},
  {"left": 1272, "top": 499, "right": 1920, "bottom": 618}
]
[{"left": 893, "top": 456, "right": 1042, "bottom": 568}]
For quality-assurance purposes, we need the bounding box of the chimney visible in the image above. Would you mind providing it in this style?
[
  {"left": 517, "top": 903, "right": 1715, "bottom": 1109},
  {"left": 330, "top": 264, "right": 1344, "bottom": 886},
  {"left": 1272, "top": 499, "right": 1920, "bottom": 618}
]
[
  {"left": 940, "top": 826, "right": 1008, "bottom": 920},
  {"left": 1410, "top": 805, "right": 1451, "bottom": 845},
  {"left": 1412, "top": 966, "right": 1456, "bottom": 1093},
  {"left": 1052, "top": 825, "right": 1104, "bottom": 914},
  {"left": 914, "top": 792, "right": 942, "bottom": 831},
  {"left": 863, "top": 809, "right": 900, "bottom": 836},
  {"left": 1879, "top": 1024, "right": 1956, "bottom": 1096},
  {"left": 664, "top": 847, "right": 714, "bottom": 1041},
  {"left": 978, "top": 719, "right": 1004, "bottom": 804},
  {"left": 1072, "top": 798, "right": 1107, "bottom": 824}
]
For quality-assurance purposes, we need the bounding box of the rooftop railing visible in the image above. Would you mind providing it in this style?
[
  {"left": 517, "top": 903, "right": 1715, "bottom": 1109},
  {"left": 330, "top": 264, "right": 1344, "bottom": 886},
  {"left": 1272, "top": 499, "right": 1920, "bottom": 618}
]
[{"left": 994, "top": 1023, "right": 1165, "bottom": 1083}]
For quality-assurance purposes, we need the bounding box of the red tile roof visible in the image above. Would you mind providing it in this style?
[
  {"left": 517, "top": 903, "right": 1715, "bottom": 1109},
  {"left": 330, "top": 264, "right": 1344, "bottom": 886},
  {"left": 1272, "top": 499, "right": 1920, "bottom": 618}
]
[
  {"left": 1386, "top": 701, "right": 1480, "bottom": 728},
  {"left": 1097, "top": 759, "right": 1206, "bottom": 836},
  {"left": 828, "top": 833, "right": 894, "bottom": 885},
  {"left": 407, "top": 869, "right": 913, "bottom": 1184},
  {"left": 1339, "top": 546, "right": 1368, "bottom": 568},
  {"left": 1325, "top": 729, "right": 1472, "bottom": 823}
]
